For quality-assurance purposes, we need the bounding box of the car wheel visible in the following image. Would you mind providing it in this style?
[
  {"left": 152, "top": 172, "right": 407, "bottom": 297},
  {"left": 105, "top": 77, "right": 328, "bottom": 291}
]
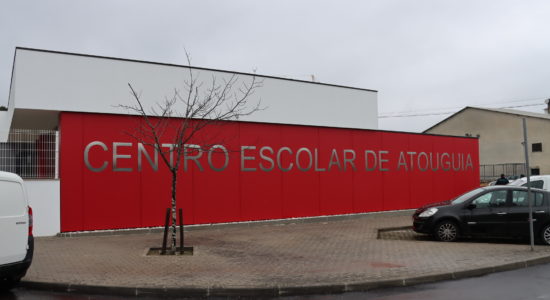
[
  {"left": 434, "top": 221, "right": 459, "bottom": 242},
  {"left": 541, "top": 225, "right": 550, "bottom": 245}
]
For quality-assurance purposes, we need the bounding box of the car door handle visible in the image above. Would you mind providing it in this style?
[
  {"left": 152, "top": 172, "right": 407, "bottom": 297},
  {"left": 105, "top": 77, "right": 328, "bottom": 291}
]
[
  {"left": 496, "top": 212, "right": 507, "bottom": 215},
  {"left": 535, "top": 210, "right": 545, "bottom": 213}
]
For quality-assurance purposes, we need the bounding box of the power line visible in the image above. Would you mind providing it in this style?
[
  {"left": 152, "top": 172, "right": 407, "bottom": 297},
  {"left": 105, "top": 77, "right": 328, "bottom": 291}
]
[
  {"left": 379, "top": 103, "right": 547, "bottom": 118},
  {"left": 382, "top": 97, "right": 547, "bottom": 116},
  {"left": 379, "top": 111, "right": 455, "bottom": 118},
  {"left": 379, "top": 96, "right": 548, "bottom": 117},
  {"left": 502, "top": 103, "right": 547, "bottom": 109},
  {"left": 379, "top": 96, "right": 548, "bottom": 116}
]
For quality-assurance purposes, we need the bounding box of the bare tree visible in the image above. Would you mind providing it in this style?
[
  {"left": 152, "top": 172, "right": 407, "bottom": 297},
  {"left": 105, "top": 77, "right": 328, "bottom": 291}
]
[{"left": 120, "top": 55, "right": 262, "bottom": 252}]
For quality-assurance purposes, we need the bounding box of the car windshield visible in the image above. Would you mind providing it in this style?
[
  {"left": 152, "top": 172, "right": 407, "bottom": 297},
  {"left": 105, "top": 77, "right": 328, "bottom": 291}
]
[{"left": 451, "top": 188, "right": 485, "bottom": 205}]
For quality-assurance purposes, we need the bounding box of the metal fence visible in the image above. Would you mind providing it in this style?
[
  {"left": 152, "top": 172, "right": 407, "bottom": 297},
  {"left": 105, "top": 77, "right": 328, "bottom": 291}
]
[
  {"left": 0, "top": 129, "right": 59, "bottom": 179},
  {"left": 480, "top": 163, "right": 527, "bottom": 183}
]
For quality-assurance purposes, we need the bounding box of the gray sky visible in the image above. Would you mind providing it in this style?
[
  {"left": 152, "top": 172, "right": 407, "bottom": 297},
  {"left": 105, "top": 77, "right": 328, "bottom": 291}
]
[{"left": 2, "top": 0, "right": 550, "bottom": 132}]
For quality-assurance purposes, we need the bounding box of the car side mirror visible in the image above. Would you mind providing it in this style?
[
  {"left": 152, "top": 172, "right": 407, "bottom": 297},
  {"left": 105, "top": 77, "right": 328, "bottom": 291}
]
[{"left": 467, "top": 203, "right": 476, "bottom": 210}]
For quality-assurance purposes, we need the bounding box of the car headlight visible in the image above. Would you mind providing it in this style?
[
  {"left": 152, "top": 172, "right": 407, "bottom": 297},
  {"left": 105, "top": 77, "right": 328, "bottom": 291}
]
[{"left": 418, "top": 207, "right": 438, "bottom": 218}]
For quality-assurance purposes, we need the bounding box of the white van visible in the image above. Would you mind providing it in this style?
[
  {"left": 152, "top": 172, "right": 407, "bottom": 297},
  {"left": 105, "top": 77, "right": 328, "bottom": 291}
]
[
  {"left": 509, "top": 175, "right": 550, "bottom": 191},
  {"left": 0, "top": 171, "right": 33, "bottom": 290}
]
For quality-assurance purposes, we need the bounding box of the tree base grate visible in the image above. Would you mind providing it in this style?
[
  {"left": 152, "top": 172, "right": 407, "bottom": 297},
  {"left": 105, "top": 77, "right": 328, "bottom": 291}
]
[{"left": 147, "top": 246, "right": 194, "bottom": 256}]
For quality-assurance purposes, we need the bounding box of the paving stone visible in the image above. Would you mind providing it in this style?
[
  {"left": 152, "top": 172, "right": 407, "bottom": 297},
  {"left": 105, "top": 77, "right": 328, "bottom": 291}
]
[{"left": 22, "top": 211, "right": 550, "bottom": 296}]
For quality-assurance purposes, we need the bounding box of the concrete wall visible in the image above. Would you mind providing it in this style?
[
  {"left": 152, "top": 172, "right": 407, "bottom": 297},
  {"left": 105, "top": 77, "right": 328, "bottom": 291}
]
[
  {"left": 25, "top": 179, "right": 60, "bottom": 236},
  {"left": 426, "top": 108, "right": 550, "bottom": 174},
  {"left": 10, "top": 48, "right": 378, "bottom": 131}
]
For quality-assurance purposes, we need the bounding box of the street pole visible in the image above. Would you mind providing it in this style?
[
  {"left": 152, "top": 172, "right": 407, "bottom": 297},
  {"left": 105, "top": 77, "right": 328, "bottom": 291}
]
[{"left": 522, "top": 118, "right": 534, "bottom": 251}]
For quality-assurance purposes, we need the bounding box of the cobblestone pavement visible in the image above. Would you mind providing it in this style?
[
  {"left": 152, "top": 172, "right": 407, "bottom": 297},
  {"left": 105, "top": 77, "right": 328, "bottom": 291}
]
[{"left": 23, "top": 211, "right": 550, "bottom": 296}]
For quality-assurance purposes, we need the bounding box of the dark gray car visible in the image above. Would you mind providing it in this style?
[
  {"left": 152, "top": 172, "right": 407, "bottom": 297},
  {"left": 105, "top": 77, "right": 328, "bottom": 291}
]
[{"left": 413, "top": 186, "right": 550, "bottom": 244}]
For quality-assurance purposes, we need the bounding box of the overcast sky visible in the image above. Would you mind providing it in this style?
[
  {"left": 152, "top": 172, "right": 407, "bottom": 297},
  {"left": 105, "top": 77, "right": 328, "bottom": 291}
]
[{"left": 1, "top": 0, "right": 550, "bottom": 132}]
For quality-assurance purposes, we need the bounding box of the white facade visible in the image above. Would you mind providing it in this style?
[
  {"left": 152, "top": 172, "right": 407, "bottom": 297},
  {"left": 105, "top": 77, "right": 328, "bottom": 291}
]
[
  {"left": 25, "top": 180, "right": 60, "bottom": 236},
  {"left": 3, "top": 48, "right": 378, "bottom": 138},
  {"left": 1, "top": 48, "right": 379, "bottom": 236},
  {"left": 0, "top": 70, "right": 16, "bottom": 141}
]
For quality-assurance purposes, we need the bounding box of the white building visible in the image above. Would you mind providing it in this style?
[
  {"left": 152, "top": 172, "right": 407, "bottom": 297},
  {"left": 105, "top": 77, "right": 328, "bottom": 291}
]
[
  {"left": 1, "top": 48, "right": 378, "bottom": 140},
  {"left": 0, "top": 48, "right": 379, "bottom": 236}
]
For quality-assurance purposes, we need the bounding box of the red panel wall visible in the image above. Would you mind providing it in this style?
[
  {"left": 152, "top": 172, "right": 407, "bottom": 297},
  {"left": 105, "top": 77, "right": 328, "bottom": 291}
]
[{"left": 59, "top": 112, "right": 480, "bottom": 232}]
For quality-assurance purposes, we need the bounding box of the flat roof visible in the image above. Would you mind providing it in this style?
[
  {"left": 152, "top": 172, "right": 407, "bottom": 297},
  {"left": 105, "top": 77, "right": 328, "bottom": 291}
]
[{"left": 15, "top": 47, "right": 378, "bottom": 93}]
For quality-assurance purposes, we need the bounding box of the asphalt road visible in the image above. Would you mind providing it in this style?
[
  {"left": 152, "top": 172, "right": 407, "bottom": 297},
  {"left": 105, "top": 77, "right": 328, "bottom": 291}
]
[
  {"left": 4, "top": 262, "right": 550, "bottom": 300},
  {"left": 298, "top": 262, "right": 550, "bottom": 300}
]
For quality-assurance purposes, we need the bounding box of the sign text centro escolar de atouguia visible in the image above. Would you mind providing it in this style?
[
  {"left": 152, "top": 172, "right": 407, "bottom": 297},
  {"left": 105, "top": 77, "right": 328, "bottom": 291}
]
[{"left": 84, "top": 141, "right": 474, "bottom": 173}]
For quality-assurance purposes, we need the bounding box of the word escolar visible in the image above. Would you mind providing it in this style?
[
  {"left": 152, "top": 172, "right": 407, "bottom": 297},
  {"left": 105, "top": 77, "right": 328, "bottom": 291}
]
[{"left": 84, "top": 141, "right": 474, "bottom": 173}]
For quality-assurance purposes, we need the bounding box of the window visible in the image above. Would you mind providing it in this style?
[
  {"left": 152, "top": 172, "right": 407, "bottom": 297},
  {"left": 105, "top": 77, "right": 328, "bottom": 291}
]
[
  {"left": 512, "top": 191, "right": 544, "bottom": 207},
  {"left": 472, "top": 190, "right": 508, "bottom": 208},
  {"left": 532, "top": 143, "right": 542, "bottom": 152},
  {"left": 451, "top": 188, "right": 484, "bottom": 205},
  {"left": 531, "top": 168, "right": 541, "bottom": 176},
  {"left": 522, "top": 180, "right": 544, "bottom": 189}
]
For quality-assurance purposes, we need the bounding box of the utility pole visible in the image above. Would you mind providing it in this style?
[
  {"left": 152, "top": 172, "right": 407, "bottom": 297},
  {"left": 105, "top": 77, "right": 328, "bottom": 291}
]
[{"left": 522, "top": 118, "right": 534, "bottom": 251}]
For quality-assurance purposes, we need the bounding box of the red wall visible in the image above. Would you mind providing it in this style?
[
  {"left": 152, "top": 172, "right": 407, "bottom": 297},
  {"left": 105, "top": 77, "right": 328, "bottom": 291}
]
[{"left": 59, "top": 112, "right": 480, "bottom": 232}]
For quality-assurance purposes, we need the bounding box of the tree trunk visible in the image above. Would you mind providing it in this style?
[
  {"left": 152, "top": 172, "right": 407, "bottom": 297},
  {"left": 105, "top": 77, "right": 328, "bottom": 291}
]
[{"left": 171, "top": 170, "right": 178, "bottom": 252}]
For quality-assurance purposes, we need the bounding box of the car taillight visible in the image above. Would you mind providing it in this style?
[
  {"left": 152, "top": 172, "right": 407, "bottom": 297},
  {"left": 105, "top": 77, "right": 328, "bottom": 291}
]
[{"left": 28, "top": 206, "right": 33, "bottom": 236}]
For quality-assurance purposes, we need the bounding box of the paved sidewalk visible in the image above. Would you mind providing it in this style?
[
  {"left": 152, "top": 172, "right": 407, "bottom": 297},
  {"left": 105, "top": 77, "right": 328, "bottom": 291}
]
[{"left": 22, "top": 211, "right": 550, "bottom": 297}]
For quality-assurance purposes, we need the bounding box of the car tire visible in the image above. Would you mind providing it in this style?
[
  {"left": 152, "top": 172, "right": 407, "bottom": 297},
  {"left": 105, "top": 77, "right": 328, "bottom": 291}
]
[
  {"left": 434, "top": 220, "right": 459, "bottom": 242},
  {"left": 540, "top": 225, "right": 550, "bottom": 245}
]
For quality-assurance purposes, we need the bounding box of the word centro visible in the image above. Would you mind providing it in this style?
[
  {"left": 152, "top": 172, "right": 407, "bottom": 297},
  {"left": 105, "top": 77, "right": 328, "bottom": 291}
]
[{"left": 83, "top": 141, "right": 474, "bottom": 173}]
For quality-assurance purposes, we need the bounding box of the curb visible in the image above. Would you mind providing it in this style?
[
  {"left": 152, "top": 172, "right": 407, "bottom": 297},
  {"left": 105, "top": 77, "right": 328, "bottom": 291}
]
[
  {"left": 376, "top": 226, "right": 411, "bottom": 239},
  {"left": 20, "top": 254, "right": 550, "bottom": 298},
  {"left": 56, "top": 210, "right": 415, "bottom": 238}
]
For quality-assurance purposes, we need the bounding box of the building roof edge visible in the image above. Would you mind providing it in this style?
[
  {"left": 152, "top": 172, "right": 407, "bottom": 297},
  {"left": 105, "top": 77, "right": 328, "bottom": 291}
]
[
  {"left": 14, "top": 47, "right": 378, "bottom": 93},
  {"left": 423, "top": 106, "right": 550, "bottom": 133}
]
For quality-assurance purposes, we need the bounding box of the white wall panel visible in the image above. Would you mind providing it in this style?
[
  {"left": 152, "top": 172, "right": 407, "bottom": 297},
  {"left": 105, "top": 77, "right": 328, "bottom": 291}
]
[
  {"left": 25, "top": 180, "right": 60, "bottom": 236},
  {"left": 0, "top": 70, "right": 16, "bottom": 142},
  {"left": 12, "top": 49, "right": 377, "bottom": 130}
]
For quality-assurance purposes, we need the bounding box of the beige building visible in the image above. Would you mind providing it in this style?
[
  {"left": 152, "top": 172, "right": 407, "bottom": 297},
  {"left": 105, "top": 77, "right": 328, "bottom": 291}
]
[{"left": 424, "top": 106, "right": 550, "bottom": 181}]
